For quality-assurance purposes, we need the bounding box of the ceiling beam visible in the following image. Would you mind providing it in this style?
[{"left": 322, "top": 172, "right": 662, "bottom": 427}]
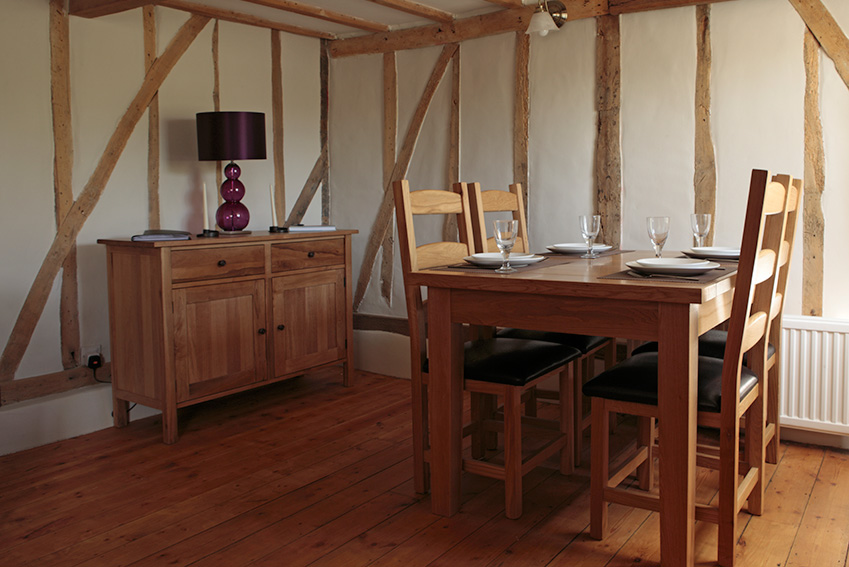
[
  {"left": 363, "top": 0, "right": 455, "bottom": 24},
  {"left": 158, "top": 0, "right": 336, "bottom": 38},
  {"left": 69, "top": 0, "right": 150, "bottom": 18},
  {"left": 242, "top": 0, "right": 390, "bottom": 32},
  {"left": 608, "top": 0, "right": 736, "bottom": 14},
  {"left": 483, "top": 0, "right": 526, "bottom": 7}
]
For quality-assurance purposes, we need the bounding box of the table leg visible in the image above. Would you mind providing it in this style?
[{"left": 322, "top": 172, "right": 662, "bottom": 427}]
[
  {"left": 657, "top": 303, "right": 699, "bottom": 567},
  {"left": 427, "top": 287, "right": 464, "bottom": 516}
]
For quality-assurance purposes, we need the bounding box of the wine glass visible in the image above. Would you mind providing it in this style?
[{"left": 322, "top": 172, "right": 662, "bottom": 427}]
[
  {"left": 646, "top": 216, "right": 670, "bottom": 258},
  {"left": 690, "top": 213, "right": 711, "bottom": 247},
  {"left": 493, "top": 219, "right": 519, "bottom": 274},
  {"left": 579, "top": 215, "right": 601, "bottom": 259}
]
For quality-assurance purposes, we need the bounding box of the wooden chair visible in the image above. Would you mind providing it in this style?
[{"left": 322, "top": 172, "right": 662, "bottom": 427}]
[
  {"left": 582, "top": 169, "right": 793, "bottom": 566},
  {"left": 466, "top": 181, "right": 617, "bottom": 464},
  {"left": 631, "top": 174, "right": 802, "bottom": 465},
  {"left": 393, "top": 179, "right": 582, "bottom": 518}
]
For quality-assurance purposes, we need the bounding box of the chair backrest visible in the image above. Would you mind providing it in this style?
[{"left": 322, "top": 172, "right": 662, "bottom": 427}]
[
  {"left": 768, "top": 175, "right": 802, "bottom": 339},
  {"left": 721, "top": 170, "right": 793, "bottom": 420},
  {"left": 393, "top": 179, "right": 476, "bottom": 372},
  {"left": 467, "top": 182, "right": 530, "bottom": 254}
]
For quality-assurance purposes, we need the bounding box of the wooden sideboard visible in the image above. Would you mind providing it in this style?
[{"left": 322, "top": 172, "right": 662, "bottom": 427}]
[{"left": 98, "top": 230, "right": 357, "bottom": 443}]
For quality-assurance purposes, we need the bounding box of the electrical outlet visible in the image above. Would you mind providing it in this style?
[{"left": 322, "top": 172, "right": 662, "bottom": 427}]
[
  {"left": 81, "top": 345, "right": 102, "bottom": 367},
  {"left": 87, "top": 354, "right": 103, "bottom": 370}
]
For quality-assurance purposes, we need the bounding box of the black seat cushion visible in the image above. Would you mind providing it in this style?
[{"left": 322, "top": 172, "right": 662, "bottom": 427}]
[
  {"left": 631, "top": 329, "right": 775, "bottom": 364},
  {"left": 496, "top": 328, "right": 610, "bottom": 354},
  {"left": 581, "top": 352, "right": 758, "bottom": 413},
  {"left": 461, "top": 339, "right": 582, "bottom": 387}
]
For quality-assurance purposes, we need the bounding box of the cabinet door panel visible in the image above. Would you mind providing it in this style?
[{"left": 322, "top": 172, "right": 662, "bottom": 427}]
[
  {"left": 272, "top": 269, "right": 345, "bottom": 377},
  {"left": 173, "top": 280, "right": 267, "bottom": 402}
]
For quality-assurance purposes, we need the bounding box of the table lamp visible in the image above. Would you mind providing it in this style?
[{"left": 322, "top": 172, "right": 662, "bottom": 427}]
[{"left": 196, "top": 111, "right": 267, "bottom": 233}]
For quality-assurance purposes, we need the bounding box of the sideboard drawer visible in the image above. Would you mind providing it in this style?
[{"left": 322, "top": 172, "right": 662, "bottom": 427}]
[
  {"left": 271, "top": 239, "right": 344, "bottom": 271},
  {"left": 171, "top": 245, "right": 265, "bottom": 283}
]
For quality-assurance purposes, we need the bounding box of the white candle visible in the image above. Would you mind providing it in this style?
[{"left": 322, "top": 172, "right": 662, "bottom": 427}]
[
  {"left": 202, "top": 182, "right": 209, "bottom": 231},
  {"left": 269, "top": 183, "right": 278, "bottom": 227}
]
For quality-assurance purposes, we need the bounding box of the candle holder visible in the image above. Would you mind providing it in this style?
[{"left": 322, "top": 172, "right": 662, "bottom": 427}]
[{"left": 197, "top": 229, "right": 220, "bottom": 238}]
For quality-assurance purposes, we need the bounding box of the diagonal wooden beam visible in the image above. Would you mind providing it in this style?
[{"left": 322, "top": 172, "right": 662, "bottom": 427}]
[
  {"left": 243, "top": 0, "right": 389, "bottom": 32},
  {"left": 0, "top": 14, "right": 210, "bottom": 381},
  {"left": 788, "top": 0, "right": 849, "bottom": 91},
  {"left": 158, "top": 0, "right": 335, "bottom": 39},
  {"left": 353, "top": 44, "right": 458, "bottom": 310},
  {"left": 363, "top": 0, "right": 454, "bottom": 24},
  {"left": 283, "top": 144, "right": 328, "bottom": 228},
  {"left": 50, "top": 0, "right": 80, "bottom": 371}
]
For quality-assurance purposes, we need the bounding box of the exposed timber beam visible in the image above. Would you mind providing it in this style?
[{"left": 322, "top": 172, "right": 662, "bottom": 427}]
[
  {"left": 803, "top": 28, "right": 825, "bottom": 316},
  {"left": 331, "top": 7, "right": 534, "bottom": 57},
  {"left": 788, "top": 0, "right": 849, "bottom": 91},
  {"left": 609, "top": 0, "right": 736, "bottom": 14},
  {"left": 243, "top": 0, "right": 390, "bottom": 32},
  {"left": 0, "top": 14, "right": 211, "bottom": 381},
  {"left": 158, "top": 0, "right": 335, "bottom": 39},
  {"left": 595, "top": 14, "right": 623, "bottom": 247},
  {"left": 694, "top": 4, "right": 717, "bottom": 245},
  {"left": 483, "top": 0, "right": 525, "bottom": 7},
  {"left": 364, "top": 0, "right": 454, "bottom": 24},
  {"left": 69, "top": 0, "right": 149, "bottom": 18}
]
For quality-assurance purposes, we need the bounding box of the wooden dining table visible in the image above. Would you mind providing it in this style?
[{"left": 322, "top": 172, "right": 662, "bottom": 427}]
[{"left": 407, "top": 249, "right": 737, "bottom": 567}]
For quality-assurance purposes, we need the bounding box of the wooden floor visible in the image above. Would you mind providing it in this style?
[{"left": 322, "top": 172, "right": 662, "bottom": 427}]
[{"left": 3, "top": 368, "right": 849, "bottom": 567}]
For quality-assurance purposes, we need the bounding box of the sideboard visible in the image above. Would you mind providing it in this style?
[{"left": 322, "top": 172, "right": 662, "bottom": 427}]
[{"left": 98, "top": 230, "right": 357, "bottom": 443}]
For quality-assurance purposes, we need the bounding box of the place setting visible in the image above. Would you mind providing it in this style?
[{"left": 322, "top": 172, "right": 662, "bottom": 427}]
[{"left": 604, "top": 214, "right": 733, "bottom": 283}]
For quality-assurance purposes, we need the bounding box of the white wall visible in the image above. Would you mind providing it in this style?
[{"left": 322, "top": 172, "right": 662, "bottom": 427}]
[
  {"left": 333, "top": 0, "right": 849, "bottom": 328},
  {"left": 0, "top": 1, "right": 322, "bottom": 454}
]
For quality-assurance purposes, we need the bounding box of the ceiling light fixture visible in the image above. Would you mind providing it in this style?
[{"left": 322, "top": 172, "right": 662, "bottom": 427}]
[{"left": 525, "top": 0, "right": 567, "bottom": 37}]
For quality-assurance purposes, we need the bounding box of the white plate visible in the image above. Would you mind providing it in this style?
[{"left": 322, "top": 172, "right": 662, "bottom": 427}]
[
  {"left": 547, "top": 243, "right": 613, "bottom": 254},
  {"left": 465, "top": 253, "right": 545, "bottom": 267},
  {"left": 683, "top": 247, "right": 740, "bottom": 260},
  {"left": 626, "top": 260, "right": 720, "bottom": 276},
  {"left": 635, "top": 257, "right": 710, "bottom": 268}
]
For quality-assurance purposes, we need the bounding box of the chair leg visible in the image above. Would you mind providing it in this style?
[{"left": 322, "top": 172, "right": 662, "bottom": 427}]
[
  {"left": 718, "top": 421, "right": 741, "bottom": 567},
  {"left": 573, "top": 357, "right": 585, "bottom": 464},
  {"left": 471, "top": 392, "right": 486, "bottom": 459},
  {"left": 746, "top": 391, "right": 765, "bottom": 516},
  {"left": 765, "top": 355, "right": 780, "bottom": 464},
  {"left": 637, "top": 416, "right": 655, "bottom": 491},
  {"left": 560, "top": 365, "right": 575, "bottom": 475},
  {"left": 590, "top": 397, "right": 610, "bottom": 540},
  {"left": 504, "top": 387, "right": 523, "bottom": 519}
]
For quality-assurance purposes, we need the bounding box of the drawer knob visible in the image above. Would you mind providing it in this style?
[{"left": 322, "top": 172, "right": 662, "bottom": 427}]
[
  {"left": 257, "top": 328, "right": 267, "bottom": 335},
  {"left": 277, "top": 324, "right": 285, "bottom": 331},
  {"left": 307, "top": 251, "right": 315, "bottom": 258},
  {"left": 217, "top": 260, "right": 227, "bottom": 267}
]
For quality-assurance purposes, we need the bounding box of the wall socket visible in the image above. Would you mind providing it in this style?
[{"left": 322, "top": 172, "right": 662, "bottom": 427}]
[{"left": 81, "top": 345, "right": 102, "bottom": 365}]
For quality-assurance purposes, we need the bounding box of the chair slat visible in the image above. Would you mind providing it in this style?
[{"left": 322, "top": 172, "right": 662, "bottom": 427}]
[
  {"left": 752, "top": 249, "right": 777, "bottom": 285},
  {"left": 741, "top": 311, "right": 768, "bottom": 354},
  {"left": 409, "top": 189, "right": 463, "bottom": 215},
  {"left": 416, "top": 242, "right": 470, "bottom": 269}
]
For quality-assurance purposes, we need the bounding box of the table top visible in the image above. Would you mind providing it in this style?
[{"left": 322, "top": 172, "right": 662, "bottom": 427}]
[{"left": 407, "top": 250, "right": 736, "bottom": 306}]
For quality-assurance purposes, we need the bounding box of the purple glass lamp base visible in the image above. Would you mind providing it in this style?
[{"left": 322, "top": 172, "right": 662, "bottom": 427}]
[{"left": 215, "top": 161, "right": 250, "bottom": 232}]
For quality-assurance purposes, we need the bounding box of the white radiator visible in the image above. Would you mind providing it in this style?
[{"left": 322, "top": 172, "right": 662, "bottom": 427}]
[{"left": 780, "top": 316, "right": 849, "bottom": 435}]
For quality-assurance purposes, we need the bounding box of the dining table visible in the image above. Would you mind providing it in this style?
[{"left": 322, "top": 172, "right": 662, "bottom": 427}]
[{"left": 407, "top": 249, "right": 737, "bottom": 567}]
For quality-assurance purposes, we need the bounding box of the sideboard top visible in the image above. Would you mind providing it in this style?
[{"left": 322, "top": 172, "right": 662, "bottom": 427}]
[{"left": 98, "top": 229, "right": 358, "bottom": 248}]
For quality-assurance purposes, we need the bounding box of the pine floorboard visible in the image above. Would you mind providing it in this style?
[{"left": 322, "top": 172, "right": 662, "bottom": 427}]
[{"left": 2, "top": 368, "right": 848, "bottom": 567}]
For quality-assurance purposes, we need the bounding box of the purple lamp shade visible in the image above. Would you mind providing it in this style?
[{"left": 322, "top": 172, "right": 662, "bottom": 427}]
[{"left": 196, "top": 112, "right": 267, "bottom": 161}]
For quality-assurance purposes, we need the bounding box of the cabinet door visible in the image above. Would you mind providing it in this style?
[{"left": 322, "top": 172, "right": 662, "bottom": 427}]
[
  {"left": 272, "top": 269, "right": 346, "bottom": 377},
  {"left": 173, "top": 280, "right": 267, "bottom": 402}
]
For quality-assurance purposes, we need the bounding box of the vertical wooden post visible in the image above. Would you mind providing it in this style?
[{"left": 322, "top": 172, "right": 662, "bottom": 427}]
[
  {"left": 514, "top": 31, "right": 530, "bottom": 219},
  {"left": 694, "top": 5, "right": 717, "bottom": 245},
  {"left": 803, "top": 28, "right": 825, "bottom": 316},
  {"left": 321, "top": 39, "right": 331, "bottom": 225},
  {"left": 50, "top": 0, "right": 80, "bottom": 370},
  {"left": 212, "top": 20, "right": 222, "bottom": 200},
  {"left": 380, "top": 51, "right": 398, "bottom": 305},
  {"left": 271, "top": 29, "right": 286, "bottom": 223},
  {"left": 443, "top": 46, "right": 461, "bottom": 242},
  {"left": 595, "top": 15, "right": 622, "bottom": 247},
  {"left": 144, "top": 6, "right": 161, "bottom": 231}
]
